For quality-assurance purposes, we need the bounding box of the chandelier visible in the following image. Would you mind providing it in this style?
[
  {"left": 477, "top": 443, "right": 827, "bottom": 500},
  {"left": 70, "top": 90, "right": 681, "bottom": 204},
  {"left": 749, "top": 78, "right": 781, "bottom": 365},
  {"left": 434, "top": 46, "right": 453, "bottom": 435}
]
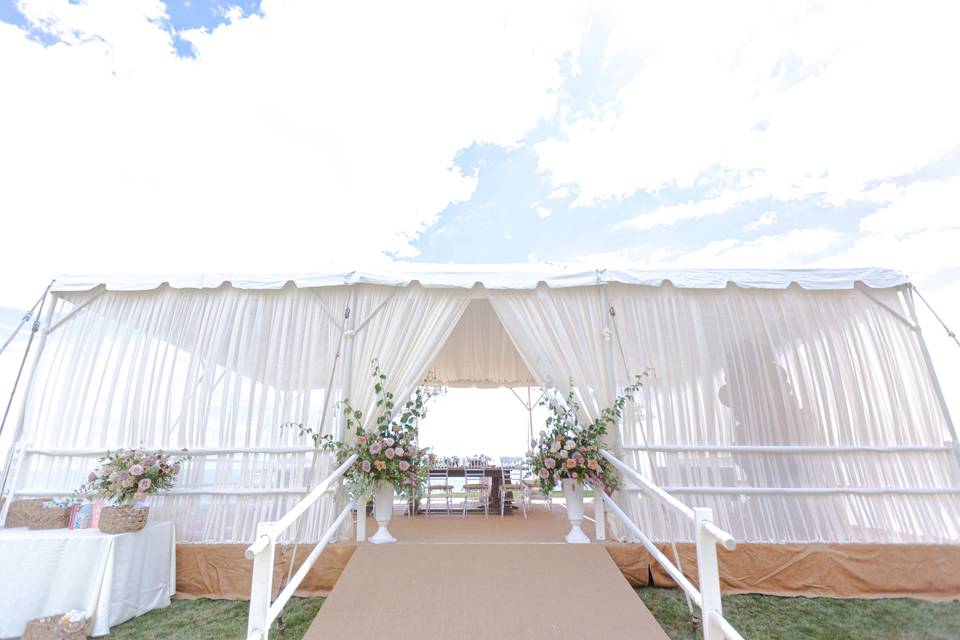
[{"left": 421, "top": 369, "right": 448, "bottom": 399}]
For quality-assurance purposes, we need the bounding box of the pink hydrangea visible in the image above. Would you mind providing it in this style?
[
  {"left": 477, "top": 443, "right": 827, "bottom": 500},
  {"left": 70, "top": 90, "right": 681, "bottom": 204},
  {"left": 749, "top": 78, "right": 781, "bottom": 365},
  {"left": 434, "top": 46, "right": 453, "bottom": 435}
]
[
  {"left": 398, "top": 460, "right": 410, "bottom": 471},
  {"left": 370, "top": 442, "right": 382, "bottom": 455}
]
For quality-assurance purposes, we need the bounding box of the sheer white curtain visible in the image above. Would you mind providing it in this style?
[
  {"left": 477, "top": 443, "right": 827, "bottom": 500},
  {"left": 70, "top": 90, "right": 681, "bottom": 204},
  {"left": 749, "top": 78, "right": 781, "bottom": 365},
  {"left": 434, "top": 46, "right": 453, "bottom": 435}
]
[
  {"left": 607, "top": 283, "right": 960, "bottom": 544},
  {"left": 12, "top": 283, "right": 468, "bottom": 543},
  {"left": 492, "top": 283, "right": 959, "bottom": 544},
  {"left": 430, "top": 298, "right": 535, "bottom": 388}
]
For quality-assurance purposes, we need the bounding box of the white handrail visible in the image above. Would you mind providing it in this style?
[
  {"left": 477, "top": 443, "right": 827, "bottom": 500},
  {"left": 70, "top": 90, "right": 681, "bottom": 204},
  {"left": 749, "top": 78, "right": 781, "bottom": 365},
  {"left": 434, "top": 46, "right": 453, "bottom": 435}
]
[
  {"left": 597, "top": 489, "right": 702, "bottom": 608},
  {"left": 245, "top": 452, "right": 358, "bottom": 640},
  {"left": 601, "top": 449, "right": 695, "bottom": 520},
  {"left": 246, "top": 453, "right": 357, "bottom": 558},
  {"left": 708, "top": 610, "right": 747, "bottom": 640},
  {"left": 599, "top": 449, "right": 744, "bottom": 640}
]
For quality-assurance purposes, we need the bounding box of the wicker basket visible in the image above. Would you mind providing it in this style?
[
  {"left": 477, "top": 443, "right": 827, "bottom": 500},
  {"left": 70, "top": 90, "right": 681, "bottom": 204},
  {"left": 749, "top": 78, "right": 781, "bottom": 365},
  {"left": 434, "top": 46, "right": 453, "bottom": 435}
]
[
  {"left": 4, "top": 499, "right": 70, "bottom": 530},
  {"left": 98, "top": 505, "right": 149, "bottom": 534},
  {"left": 22, "top": 613, "right": 88, "bottom": 640}
]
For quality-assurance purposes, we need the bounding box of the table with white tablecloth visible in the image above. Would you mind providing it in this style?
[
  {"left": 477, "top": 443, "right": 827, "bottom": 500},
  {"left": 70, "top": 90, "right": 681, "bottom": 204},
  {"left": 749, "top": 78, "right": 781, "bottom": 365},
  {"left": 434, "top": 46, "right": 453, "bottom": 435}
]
[{"left": 0, "top": 521, "right": 175, "bottom": 638}]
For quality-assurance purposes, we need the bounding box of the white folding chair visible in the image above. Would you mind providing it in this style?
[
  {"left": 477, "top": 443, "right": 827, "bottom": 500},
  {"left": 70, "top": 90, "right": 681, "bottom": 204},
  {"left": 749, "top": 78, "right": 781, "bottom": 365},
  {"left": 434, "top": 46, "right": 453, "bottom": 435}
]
[
  {"left": 522, "top": 462, "right": 552, "bottom": 511},
  {"left": 462, "top": 457, "right": 489, "bottom": 518},
  {"left": 425, "top": 459, "right": 453, "bottom": 515},
  {"left": 499, "top": 457, "right": 528, "bottom": 518}
]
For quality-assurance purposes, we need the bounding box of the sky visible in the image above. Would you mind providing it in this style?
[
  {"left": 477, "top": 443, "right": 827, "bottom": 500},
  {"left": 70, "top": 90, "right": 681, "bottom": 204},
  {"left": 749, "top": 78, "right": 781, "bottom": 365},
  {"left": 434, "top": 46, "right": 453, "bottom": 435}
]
[{"left": 1, "top": 0, "right": 960, "bottom": 458}]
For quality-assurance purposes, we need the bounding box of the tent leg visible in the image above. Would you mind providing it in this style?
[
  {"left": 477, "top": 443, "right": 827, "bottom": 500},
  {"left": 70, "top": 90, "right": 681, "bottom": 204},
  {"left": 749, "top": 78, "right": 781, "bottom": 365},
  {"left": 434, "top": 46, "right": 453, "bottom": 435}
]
[{"left": 904, "top": 288, "right": 960, "bottom": 479}]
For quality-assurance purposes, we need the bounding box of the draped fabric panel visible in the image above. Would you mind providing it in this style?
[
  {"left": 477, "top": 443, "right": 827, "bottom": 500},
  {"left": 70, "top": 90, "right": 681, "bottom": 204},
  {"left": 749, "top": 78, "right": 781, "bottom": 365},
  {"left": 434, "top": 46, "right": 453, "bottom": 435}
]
[
  {"left": 430, "top": 299, "right": 534, "bottom": 388},
  {"left": 490, "top": 283, "right": 959, "bottom": 544},
  {"left": 12, "top": 284, "right": 468, "bottom": 543},
  {"left": 607, "top": 284, "right": 960, "bottom": 544}
]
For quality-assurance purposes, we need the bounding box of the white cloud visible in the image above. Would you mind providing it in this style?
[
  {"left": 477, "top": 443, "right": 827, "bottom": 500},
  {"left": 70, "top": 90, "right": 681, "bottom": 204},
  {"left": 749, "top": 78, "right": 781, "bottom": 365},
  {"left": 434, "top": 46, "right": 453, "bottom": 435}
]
[
  {"left": 743, "top": 210, "right": 777, "bottom": 231},
  {"left": 535, "top": 204, "right": 552, "bottom": 219},
  {"left": 670, "top": 228, "right": 840, "bottom": 268},
  {"left": 818, "top": 176, "right": 960, "bottom": 281},
  {"left": 536, "top": 1, "right": 960, "bottom": 211},
  {"left": 0, "top": 0, "right": 585, "bottom": 307},
  {"left": 619, "top": 191, "right": 746, "bottom": 230}
]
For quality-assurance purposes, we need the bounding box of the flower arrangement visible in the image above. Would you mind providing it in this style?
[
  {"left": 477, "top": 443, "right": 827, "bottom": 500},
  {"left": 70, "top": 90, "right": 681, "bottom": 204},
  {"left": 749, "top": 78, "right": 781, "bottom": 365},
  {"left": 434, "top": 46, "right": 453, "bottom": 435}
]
[
  {"left": 528, "top": 373, "right": 648, "bottom": 494},
  {"left": 80, "top": 448, "right": 187, "bottom": 505},
  {"left": 290, "top": 361, "right": 432, "bottom": 499}
]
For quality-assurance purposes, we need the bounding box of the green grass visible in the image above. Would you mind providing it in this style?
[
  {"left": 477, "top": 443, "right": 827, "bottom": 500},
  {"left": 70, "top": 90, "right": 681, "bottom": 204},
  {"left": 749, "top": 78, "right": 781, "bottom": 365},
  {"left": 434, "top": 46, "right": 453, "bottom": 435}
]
[
  {"left": 637, "top": 588, "right": 960, "bottom": 639},
  {"left": 110, "top": 591, "right": 960, "bottom": 639},
  {"left": 110, "top": 597, "right": 323, "bottom": 640}
]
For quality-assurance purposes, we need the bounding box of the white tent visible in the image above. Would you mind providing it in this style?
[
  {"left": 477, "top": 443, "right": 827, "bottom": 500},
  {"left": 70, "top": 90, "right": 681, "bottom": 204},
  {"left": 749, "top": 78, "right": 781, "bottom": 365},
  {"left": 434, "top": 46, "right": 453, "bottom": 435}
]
[{"left": 2, "top": 264, "right": 958, "bottom": 546}]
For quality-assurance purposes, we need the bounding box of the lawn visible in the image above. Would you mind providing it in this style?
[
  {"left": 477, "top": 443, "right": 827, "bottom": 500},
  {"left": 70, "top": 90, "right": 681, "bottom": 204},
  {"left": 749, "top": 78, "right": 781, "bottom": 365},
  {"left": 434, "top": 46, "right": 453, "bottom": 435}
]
[{"left": 112, "top": 591, "right": 960, "bottom": 639}]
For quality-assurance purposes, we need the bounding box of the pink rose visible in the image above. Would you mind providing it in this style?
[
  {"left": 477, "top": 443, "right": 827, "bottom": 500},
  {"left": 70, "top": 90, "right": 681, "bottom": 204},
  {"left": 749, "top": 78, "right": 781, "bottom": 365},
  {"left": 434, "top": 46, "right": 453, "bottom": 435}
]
[
  {"left": 571, "top": 471, "right": 578, "bottom": 479},
  {"left": 385, "top": 448, "right": 395, "bottom": 459},
  {"left": 538, "top": 468, "right": 549, "bottom": 478},
  {"left": 544, "top": 458, "right": 556, "bottom": 469},
  {"left": 143, "top": 457, "right": 157, "bottom": 467},
  {"left": 361, "top": 460, "right": 372, "bottom": 473},
  {"left": 394, "top": 447, "right": 404, "bottom": 457},
  {"left": 408, "top": 446, "right": 418, "bottom": 456},
  {"left": 385, "top": 437, "right": 395, "bottom": 447},
  {"left": 559, "top": 449, "right": 569, "bottom": 459},
  {"left": 119, "top": 471, "right": 129, "bottom": 481},
  {"left": 357, "top": 435, "right": 367, "bottom": 446},
  {"left": 171, "top": 463, "right": 181, "bottom": 475},
  {"left": 138, "top": 478, "right": 152, "bottom": 491},
  {"left": 88, "top": 472, "right": 98, "bottom": 482},
  {"left": 129, "top": 464, "right": 144, "bottom": 476},
  {"left": 399, "top": 460, "right": 410, "bottom": 471},
  {"left": 564, "top": 440, "right": 576, "bottom": 450}
]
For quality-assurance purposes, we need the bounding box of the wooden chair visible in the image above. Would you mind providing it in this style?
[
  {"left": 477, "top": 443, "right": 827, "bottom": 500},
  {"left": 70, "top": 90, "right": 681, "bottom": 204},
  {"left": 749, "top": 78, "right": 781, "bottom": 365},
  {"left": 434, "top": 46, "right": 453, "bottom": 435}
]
[{"left": 499, "top": 457, "right": 528, "bottom": 518}]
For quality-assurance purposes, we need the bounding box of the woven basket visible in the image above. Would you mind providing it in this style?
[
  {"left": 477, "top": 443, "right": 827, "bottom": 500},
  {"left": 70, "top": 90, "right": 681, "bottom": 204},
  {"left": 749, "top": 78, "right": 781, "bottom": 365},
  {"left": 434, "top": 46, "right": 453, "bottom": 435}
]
[
  {"left": 98, "top": 505, "right": 149, "bottom": 534},
  {"left": 22, "top": 614, "right": 88, "bottom": 640},
  {"left": 4, "top": 499, "right": 70, "bottom": 529}
]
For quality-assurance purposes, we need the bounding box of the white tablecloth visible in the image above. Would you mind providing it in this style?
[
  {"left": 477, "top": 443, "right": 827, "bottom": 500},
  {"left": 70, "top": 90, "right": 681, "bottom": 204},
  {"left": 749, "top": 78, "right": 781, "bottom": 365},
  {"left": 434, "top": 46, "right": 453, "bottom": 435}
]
[{"left": 0, "top": 521, "right": 175, "bottom": 638}]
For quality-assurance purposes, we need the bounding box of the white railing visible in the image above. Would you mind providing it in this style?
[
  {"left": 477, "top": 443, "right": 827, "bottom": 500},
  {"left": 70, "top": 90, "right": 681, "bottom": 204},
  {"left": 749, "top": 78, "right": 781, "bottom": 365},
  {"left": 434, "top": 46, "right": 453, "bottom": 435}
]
[
  {"left": 244, "top": 453, "right": 358, "bottom": 640},
  {"left": 600, "top": 449, "right": 746, "bottom": 640}
]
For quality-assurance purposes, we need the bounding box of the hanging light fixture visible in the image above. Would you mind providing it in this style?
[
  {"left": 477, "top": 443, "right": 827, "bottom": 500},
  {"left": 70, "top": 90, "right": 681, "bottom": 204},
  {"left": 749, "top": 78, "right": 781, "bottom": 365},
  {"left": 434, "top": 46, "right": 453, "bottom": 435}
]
[{"left": 421, "top": 369, "right": 448, "bottom": 399}]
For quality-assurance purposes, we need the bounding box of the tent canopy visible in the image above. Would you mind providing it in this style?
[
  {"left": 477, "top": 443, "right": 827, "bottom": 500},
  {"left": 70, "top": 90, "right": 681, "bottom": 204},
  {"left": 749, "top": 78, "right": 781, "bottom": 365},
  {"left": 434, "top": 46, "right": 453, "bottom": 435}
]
[
  {"left": 49, "top": 264, "right": 909, "bottom": 293},
  {"left": 13, "top": 262, "right": 957, "bottom": 547}
]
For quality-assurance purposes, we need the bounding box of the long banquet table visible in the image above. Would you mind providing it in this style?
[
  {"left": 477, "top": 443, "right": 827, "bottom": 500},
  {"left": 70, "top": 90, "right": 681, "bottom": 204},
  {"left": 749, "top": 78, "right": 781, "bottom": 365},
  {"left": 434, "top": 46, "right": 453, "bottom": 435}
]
[{"left": 0, "top": 521, "right": 175, "bottom": 638}]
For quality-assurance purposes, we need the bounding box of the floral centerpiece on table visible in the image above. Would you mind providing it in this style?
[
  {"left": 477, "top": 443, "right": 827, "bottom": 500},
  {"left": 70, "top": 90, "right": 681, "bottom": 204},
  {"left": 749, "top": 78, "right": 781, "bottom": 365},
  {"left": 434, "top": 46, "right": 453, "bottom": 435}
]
[
  {"left": 528, "top": 373, "right": 647, "bottom": 495},
  {"left": 79, "top": 447, "right": 188, "bottom": 533},
  {"left": 81, "top": 448, "right": 187, "bottom": 505},
  {"left": 290, "top": 361, "right": 432, "bottom": 500}
]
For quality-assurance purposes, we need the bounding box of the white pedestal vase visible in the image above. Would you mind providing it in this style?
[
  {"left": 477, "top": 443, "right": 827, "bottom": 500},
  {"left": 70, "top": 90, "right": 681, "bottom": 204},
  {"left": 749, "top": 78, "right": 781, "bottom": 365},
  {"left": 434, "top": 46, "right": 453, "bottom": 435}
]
[
  {"left": 369, "top": 481, "right": 397, "bottom": 544},
  {"left": 561, "top": 478, "right": 590, "bottom": 544}
]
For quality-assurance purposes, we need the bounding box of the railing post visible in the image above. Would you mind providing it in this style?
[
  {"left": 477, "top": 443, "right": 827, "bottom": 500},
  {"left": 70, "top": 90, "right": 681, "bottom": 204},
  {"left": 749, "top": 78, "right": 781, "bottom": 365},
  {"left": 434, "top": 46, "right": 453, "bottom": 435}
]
[
  {"left": 356, "top": 496, "right": 367, "bottom": 541},
  {"left": 247, "top": 522, "right": 276, "bottom": 640},
  {"left": 594, "top": 485, "right": 606, "bottom": 541},
  {"left": 695, "top": 507, "right": 723, "bottom": 640}
]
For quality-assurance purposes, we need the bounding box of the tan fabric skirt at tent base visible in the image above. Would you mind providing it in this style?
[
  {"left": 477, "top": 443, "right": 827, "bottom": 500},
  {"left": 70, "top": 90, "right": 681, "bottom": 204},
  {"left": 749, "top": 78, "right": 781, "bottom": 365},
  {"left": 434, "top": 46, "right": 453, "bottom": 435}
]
[{"left": 174, "top": 510, "right": 960, "bottom": 602}]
